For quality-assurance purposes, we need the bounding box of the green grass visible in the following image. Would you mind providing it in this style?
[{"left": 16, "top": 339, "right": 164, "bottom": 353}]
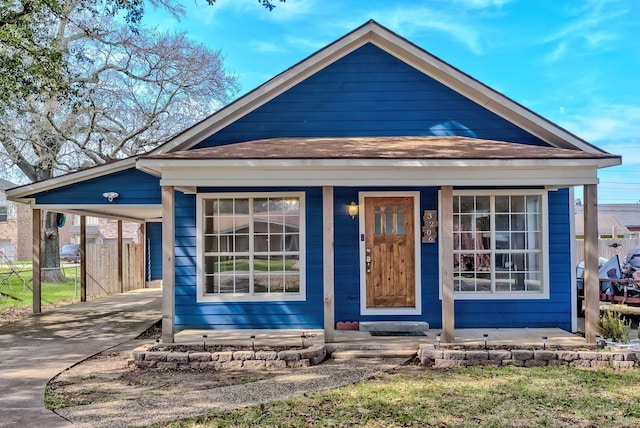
[
  {"left": 159, "top": 366, "right": 640, "bottom": 427},
  {"left": 0, "top": 265, "right": 80, "bottom": 311}
]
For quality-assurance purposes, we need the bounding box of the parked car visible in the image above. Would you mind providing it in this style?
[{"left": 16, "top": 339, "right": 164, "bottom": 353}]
[{"left": 60, "top": 243, "right": 80, "bottom": 263}]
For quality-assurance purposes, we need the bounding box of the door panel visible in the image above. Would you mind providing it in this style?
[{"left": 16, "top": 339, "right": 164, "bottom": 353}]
[{"left": 364, "top": 196, "right": 415, "bottom": 308}]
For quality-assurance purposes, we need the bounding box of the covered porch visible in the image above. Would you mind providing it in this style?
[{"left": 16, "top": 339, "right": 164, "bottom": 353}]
[{"left": 171, "top": 326, "right": 588, "bottom": 351}]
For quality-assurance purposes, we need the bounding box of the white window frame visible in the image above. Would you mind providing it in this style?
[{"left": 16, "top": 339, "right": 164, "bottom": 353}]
[
  {"left": 439, "top": 189, "right": 549, "bottom": 300},
  {"left": 196, "top": 191, "right": 306, "bottom": 302}
]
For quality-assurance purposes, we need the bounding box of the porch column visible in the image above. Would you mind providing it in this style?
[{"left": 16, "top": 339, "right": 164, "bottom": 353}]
[
  {"left": 32, "top": 208, "right": 41, "bottom": 314},
  {"left": 80, "top": 215, "right": 87, "bottom": 302},
  {"left": 161, "top": 186, "right": 175, "bottom": 343},
  {"left": 583, "top": 184, "right": 599, "bottom": 343},
  {"left": 441, "top": 186, "right": 455, "bottom": 342},
  {"left": 322, "top": 186, "right": 335, "bottom": 343},
  {"left": 117, "top": 220, "right": 123, "bottom": 293}
]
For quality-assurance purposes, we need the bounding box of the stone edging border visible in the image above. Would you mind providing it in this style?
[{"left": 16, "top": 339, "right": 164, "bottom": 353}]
[
  {"left": 419, "top": 345, "right": 639, "bottom": 369},
  {"left": 132, "top": 345, "right": 327, "bottom": 370}
]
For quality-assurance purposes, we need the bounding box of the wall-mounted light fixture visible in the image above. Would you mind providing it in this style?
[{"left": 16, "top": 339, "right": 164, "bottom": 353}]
[
  {"left": 102, "top": 192, "right": 119, "bottom": 202},
  {"left": 348, "top": 201, "right": 359, "bottom": 219}
]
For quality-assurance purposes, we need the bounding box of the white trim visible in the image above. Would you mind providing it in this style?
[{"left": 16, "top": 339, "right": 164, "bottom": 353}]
[
  {"left": 154, "top": 21, "right": 608, "bottom": 155},
  {"left": 438, "top": 189, "right": 550, "bottom": 301},
  {"left": 195, "top": 191, "right": 306, "bottom": 303},
  {"left": 150, "top": 164, "right": 601, "bottom": 188},
  {"left": 569, "top": 187, "right": 578, "bottom": 332},
  {"left": 6, "top": 158, "right": 138, "bottom": 201},
  {"left": 28, "top": 204, "right": 160, "bottom": 222},
  {"left": 359, "top": 191, "right": 422, "bottom": 316}
]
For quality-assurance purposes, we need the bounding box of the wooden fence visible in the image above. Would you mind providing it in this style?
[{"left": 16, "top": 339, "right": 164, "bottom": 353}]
[
  {"left": 574, "top": 238, "right": 640, "bottom": 265},
  {"left": 86, "top": 243, "right": 144, "bottom": 297}
]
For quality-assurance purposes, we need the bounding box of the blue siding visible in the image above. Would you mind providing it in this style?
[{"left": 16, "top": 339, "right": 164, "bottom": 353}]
[
  {"left": 332, "top": 187, "right": 573, "bottom": 330},
  {"left": 194, "top": 43, "right": 549, "bottom": 149},
  {"left": 33, "top": 168, "right": 160, "bottom": 205},
  {"left": 173, "top": 187, "right": 324, "bottom": 330},
  {"left": 145, "top": 222, "right": 163, "bottom": 281}
]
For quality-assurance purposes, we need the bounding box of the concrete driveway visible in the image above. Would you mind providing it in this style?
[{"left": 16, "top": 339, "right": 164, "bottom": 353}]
[{"left": 0, "top": 289, "right": 162, "bottom": 427}]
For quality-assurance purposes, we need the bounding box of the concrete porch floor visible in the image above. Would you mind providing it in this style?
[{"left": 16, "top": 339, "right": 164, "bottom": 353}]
[{"left": 173, "top": 327, "right": 588, "bottom": 351}]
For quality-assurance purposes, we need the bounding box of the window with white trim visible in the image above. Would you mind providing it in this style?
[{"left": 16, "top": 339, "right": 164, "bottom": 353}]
[
  {"left": 197, "top": 193, "right": 305, "bottom": 301},
  {"left": 0, "top": 206, "right": 7, "bottom": 223},
  {"left": 452, "top": 192, "right": 545, "bottom": 296}
]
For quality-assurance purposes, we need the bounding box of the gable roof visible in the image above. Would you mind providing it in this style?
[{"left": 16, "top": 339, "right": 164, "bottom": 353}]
[{"left": 152, "top": 20, "right": 610, "bottom": 156}]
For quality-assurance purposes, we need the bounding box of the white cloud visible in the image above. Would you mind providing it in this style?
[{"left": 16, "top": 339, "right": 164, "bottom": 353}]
[
  {"left": 559, "top": 104, "right": 640, "bottom": 144},
  {"left": 248, "top": 40, "right": 286, "bottom": 54},
  {"left": 544, "top": 42, "right": 568, "bottom": 63},
  {"left": 386, "top": 7, "right": 485, "bottom": 54},
  {"left": 454, "top": 0, "right": 512, "bottom": 8}
]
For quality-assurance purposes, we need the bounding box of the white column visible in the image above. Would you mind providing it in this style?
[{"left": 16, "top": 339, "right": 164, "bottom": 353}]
[
  {"left": 441, "top": 186, "right": 455, "bottom": 343},
  {"left": 162, "top": 186, "right": 175, "bottom": 343},
  {"left": 323, "top": 186, "right": 335, "bottom": 343}
]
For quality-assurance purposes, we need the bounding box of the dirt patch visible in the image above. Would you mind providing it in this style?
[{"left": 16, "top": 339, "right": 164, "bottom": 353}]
[
  {"left": 46, "top": 351, "right": 280, "bottom": 409},
  {"left": 0, "top": 298, "right": 77, "bottom": 328}
]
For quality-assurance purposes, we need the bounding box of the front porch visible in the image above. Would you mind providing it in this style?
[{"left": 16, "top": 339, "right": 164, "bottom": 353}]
[{"left": 172, "top": 327, "right": 588, "bottom": 351}]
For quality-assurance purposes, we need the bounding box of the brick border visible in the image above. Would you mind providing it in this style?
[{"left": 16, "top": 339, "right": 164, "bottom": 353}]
[
  {"left": 419, "top": 345, "right": 638, "bottom": 369},
  {"left": 132, "top": 345, "right": 327, "bottom": 370}
]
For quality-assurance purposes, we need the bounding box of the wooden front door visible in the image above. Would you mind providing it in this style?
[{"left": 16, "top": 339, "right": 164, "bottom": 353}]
[{"left": 364, "top": 196, "right": 415, "bottom": 308}]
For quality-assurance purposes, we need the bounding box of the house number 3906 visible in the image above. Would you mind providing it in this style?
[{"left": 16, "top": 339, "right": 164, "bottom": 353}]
[{"left": 422, "top": 210, "right": 438, "bottom": 244}]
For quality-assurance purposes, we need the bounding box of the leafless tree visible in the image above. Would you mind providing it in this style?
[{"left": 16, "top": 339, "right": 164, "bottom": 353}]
[{"left": 0, "top": 0, "right": 239, "bottom": 281}]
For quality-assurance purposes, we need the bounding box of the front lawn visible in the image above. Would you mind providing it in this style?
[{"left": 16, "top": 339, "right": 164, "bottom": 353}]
[
  {"left": 162, "top": 365, "right": 640, "bottom": 427},
  {"left": 0, "top": 264, "right": 80, "bottom": 316}
]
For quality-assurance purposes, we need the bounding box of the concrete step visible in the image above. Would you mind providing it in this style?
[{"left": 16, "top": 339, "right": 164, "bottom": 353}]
[
  {"left": 325, "top": 342, "right": 420, "bottom": 354},
  {"left": 359, "top": 321, "right": 429, "bottom": 332},
  {"left": 330, "top": 349, "right": 417, "bottom": 361}
]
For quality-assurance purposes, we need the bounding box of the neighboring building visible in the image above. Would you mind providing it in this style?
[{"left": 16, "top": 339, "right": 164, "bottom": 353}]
[
  {"left": 574, "top": 203, "right": 640, "bottom": 238},
  {"left": 7, "top": 21, "right": 621, "bottom": 340},
  {"left": 65, "top": 215, "right": 140, "bottom": 245},
  {"left": 0, "top": 178, "right": 32, "bottom": 261}
]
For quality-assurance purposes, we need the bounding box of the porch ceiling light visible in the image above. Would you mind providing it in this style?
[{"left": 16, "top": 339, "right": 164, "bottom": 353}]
[{"left": 348, "top": 201, "right": 359, "bottom": 219}]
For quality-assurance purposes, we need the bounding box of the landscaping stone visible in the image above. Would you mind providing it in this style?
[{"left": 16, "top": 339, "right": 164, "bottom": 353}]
[
  {"left": 233, "top": 351, "right": 256, "bottom": 361},
  {"left": 533, "top": 350, "right": 556, "bottom": 361},
  {"left": 242, "top": 360, "right": 266, "bottom": 369},
  {"left": 466, "top": 350, "right": 489, "bottom": 360},
  {"left": 144, "top": 351, "right": 168, "bottom": 362},
  {"left": 443, "top": 350, "right": 465, "bottom": 360},
  {"left": 213, "top": 352, "right": 233, "bottom": 362},
  {"left": 612, "top": 361, "right": 635, "bottom": 369},
  {"left": 255, "top": 351, "right": 278, "bottom": 361},
  {"left": 525, "top": 359, "right": 547, "bottom": 367},
  {"left": 556, "top": 351, "right": 578, "bottom": 361},
  {"left": 188, "top": 352, "right": 211, "bottom": 362},
  {"left": 166, "top": 352, "right": 189, "bottom": 363},
  {"left": 511, "top": 349, "right": 533, "bottom": 360},
  {"left": 278, "top": 350, "right": 301, "bottom": 362},
  {"left": 488, "top": 350, "right": 511, "bottom": 361}
]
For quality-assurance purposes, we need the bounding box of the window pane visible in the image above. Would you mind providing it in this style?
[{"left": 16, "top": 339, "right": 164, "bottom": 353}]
[
  {"left": 285, "top": 274, "right": 300, "bottom": 292},
  {"left": 475, "top": 196, "right": 490, "bottom": 212},
  {"left": 235, "top": 275, "right": 250, "bottom": 293},
  {"left": 217, "top": 199, "right": 234, "bottom": 215},
  {"left": 397, "top": 214, "right": 405, "bottom": 234},
  {"left": 285, "top": 234, "right": 299, "bottom": 252},
  {"left": 374, "top": 213, "right": 382, "bottom": 235},
  {"left": 511, "top": 196, "right": 525, "bottom": 212},
  {"left": 495, "top": 196, "right": 509, "bottom": 213},
  {"left": 385, "top": 210, "right": 394, "bottom": 235},
  {"left": 204, "top": 236, "right": 218, "bottom": 253},
  {"left": 254, "top": 275, "right": 269, "bottom": 293},
  {"left": 234, "top": 234, "right": 250, "bottom": 252},
  {"left": 254, "top": 234, "right": 269, "bottom": 252},
  {"left": 459, "top": 196, "right": 474, "bottom": 214},
  {"left": 217, "top": 274, "right": 235, "bottom": 293}
]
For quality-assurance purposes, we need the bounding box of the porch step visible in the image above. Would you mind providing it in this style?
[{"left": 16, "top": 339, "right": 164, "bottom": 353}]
[
  {"left": 359, "top": 321, "right": 429, "bottom": 333},
  {"left": 330, "top": 349, "right": 417, "bottom": 361}
]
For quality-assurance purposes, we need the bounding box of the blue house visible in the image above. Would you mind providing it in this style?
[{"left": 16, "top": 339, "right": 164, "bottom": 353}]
[{"left": 8, "top": 21, "right": 620, "bottom": 343}]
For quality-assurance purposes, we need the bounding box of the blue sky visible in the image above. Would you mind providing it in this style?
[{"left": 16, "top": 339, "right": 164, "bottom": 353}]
[{"left": 146, "top": 0, "right": 639, "bottom": 204}]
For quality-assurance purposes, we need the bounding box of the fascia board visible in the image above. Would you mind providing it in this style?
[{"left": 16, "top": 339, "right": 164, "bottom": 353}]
[
  {"left": 5, "top": 157, "right": 138, "bottom": 201},
  {"left": 136, "top": 157, "right": 616, "bottom": 171},
  {"left": 32, "top": 204, "right": 161, "bottom": 222},
  {"left": 156, "top": 165, "right": 599, "bottom": 187}
]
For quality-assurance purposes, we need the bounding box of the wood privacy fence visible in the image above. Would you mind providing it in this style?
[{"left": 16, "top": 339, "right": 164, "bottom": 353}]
[
  {"left": 86, "top": 243, "right": 144, "bottom": 296},
  {"left": 574, "top": 238, "right": 640, "bottom": 265}
]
